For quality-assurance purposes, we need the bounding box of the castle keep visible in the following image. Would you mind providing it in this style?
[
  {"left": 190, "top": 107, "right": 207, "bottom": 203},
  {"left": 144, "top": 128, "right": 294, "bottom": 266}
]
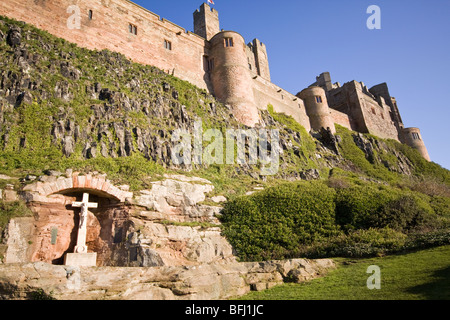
[{"left": 0, "top": 0, "right": 430, "bottom": 160}]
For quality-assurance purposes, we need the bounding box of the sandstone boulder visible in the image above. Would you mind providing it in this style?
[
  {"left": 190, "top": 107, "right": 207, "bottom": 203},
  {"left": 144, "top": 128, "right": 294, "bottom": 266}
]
[
  {"left": 133, "top": 175, "right": 216, "bottom": 223},
  {"left": 0, "top": 258, "right": 335, "bottom": 300}
]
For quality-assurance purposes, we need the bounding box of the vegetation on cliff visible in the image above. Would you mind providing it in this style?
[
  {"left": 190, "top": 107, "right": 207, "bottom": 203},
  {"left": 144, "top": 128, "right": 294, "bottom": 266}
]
[{"left": 0, "top": 16, "right": 449, "bottom": 261}]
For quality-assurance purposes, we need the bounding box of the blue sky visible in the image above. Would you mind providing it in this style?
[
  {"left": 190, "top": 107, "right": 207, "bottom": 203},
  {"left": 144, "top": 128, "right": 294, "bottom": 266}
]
[{"left": 133, "top": 0, "right": 450, "bottom": 170}]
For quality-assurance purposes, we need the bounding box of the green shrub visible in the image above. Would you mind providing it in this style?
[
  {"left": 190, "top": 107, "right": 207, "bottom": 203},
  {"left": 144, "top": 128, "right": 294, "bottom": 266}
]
[
  {"left": 404, "top": 229, "right": 450, "bottom": 250},
  {"left": 300, "top": 228, "right": 408, "bottom": 258},
  {"left": 430, "top": 196, "right": 450, "bottom": 218},
  {"left": 334, "top": 184, "right": 440, "bottom": 233},
  {"left": 221, "top": 181, "right": 340, "bottom": 261},
  {"left": 334, "top": 185, "right": 399, "bottom": 231},
  {"left": 368, "top": 196, "right": 438, "bottom": 233}
]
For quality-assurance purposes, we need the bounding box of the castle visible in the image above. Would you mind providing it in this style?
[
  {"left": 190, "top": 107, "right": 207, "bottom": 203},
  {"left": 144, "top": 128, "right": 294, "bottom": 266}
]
[{"left": 0, "top": 0, "right": 430, "bottom": 161}]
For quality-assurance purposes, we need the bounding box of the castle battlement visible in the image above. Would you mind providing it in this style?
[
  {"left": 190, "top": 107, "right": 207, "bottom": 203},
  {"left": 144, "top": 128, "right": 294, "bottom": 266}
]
[{"left": 0, "top": 0, "right": 430, "bottom": 160}]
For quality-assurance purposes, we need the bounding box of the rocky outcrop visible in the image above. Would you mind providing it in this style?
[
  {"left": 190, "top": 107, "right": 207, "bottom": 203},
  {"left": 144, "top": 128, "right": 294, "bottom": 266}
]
[
  {"left": 0, "top": 170, "right": 336, "bottom": 301},
  {"left": 0, "top": 258, "right": 335, "bottom": 300},
  {"left": 132, "top": 175, "right": 218, "bottom": 224},
  {"left": 353, "top": 133, "right": 413, "bottom": 175},
  {"left": 3, "top": 173, "right": 233, "bottom": 267},
  {"left": 113, "top": 175, "right": 235, "bottom": 267},
  {"left": 0, "top": 21, "right": 238, "bottom": 169}
]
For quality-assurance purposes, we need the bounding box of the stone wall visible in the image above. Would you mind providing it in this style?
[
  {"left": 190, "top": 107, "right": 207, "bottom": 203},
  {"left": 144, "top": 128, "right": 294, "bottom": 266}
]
[
  {"left": 252, "top": 76, "right": 311, "bottom": 131},
  {"left": 0, "top": 258, "right": 335, "bottom": 300},
  {"left": 327, "top": 81, "right": 400, "bottom": 141},
  {"left": 402, "top": 127, "right": 431, "bottom": 161},
  {"left": 209, "top": 31, "right": 260, "bottom": 127},
  {"left": 0, "top": 0, "right": 210, "bottom": 89},
  {"left": 330, "top": 108, "right": 352, "bottom": 130},
  {"left": 357, "top": 87, "right": 400, "bottom": 141}
]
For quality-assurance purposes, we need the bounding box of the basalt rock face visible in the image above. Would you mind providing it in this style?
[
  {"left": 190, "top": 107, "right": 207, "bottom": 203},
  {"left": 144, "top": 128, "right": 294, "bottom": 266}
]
[
  {"left": 0, "top": 18, "right": 421, "bottom": 183},
  {"left": 0, "top": 20, "right": 238, "bottom": 168},
  {"left": 353, "top": 133, "right": 413, "bottom": 176}
]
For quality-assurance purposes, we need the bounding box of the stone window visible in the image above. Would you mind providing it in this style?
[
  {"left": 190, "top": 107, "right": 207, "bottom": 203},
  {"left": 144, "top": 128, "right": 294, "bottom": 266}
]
[
  {"left": 209, "top": 58, "right": 215, "bottom": 71},
  {"left": 412, "top": 132, "right": 421, "bottom": 140},
  {"left": 371, "top": 108, "right": 376, "bottom": 115},
  {"left": 224, "top": 37, "right": 234, "bottom": 47},
  {"left": 164, "top": 40, "right": 172, "bottom": 50},
  {"left": 88, "top": 10, "right": 93, "bottom": 20},
  {"left": 129, "top": 23, "right": 137, "bottom": 35},
  {"left": 315, "top": 96, "right": 323, "bottom": 103},
  {"left": 203, "top": 55, "right": 209, "bottom": 72}
]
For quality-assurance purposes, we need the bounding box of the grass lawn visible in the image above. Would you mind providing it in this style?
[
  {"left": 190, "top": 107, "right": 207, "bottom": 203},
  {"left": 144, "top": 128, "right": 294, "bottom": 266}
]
[{"left": 239, "top": 245, "right": 450, "bottom": 300}]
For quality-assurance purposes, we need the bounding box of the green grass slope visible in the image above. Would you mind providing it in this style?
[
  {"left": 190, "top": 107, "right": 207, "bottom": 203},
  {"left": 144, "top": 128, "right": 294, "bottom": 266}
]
[{"left": 239, "top": 245, "right": 450, "bottom": 300}]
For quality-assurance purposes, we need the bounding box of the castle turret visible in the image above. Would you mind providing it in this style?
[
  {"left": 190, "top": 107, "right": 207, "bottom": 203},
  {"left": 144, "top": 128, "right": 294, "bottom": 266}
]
[
  {"left": 312, "top": 72, "right": 333, "bottom": 92},
  {"left": 402, "top": 128, "right": 431, "bottom": 161},
  {"left": 193, "top": 3, "right": 220, "bottom": 40},
  {"left": 297, "top": 86, "right": 336, "bottom": 134},
  {"left": 209, "top": 31, "right": 259, "bottom": 127},
  {"left": 252, "top": 39, "right": 271, "bottom": 81}
]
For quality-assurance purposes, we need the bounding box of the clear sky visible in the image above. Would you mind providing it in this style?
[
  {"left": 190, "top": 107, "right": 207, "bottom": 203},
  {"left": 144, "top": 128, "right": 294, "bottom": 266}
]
[{"left": 133, "top": 0, "right": 450, "bottom": 170}]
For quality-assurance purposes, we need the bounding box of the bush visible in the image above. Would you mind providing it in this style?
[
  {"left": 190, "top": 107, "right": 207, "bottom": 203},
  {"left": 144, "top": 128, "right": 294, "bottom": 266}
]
[
  {"left": 221, "top": 181, "right": 340, "bottom": 261},
  {"left": 430, "top": 196, "right": 450, "bottom": 219},
  {"left": 334, "top": 183, "right": 440, "bottom": 232},
  {"left": 409, "top": 176, "right": 450, "bottom": 197},
  {"left": 334, "top": 185, "right": 399, "bottom": 231},
  {"left": 301, "top": 228, "right": 408, "bottom": 258},
  {"left": 404, "top": 229, "right": 450, "bottom": 250},
  {"left": 368, "top": 196, "right": 438, "bottom": 233}
]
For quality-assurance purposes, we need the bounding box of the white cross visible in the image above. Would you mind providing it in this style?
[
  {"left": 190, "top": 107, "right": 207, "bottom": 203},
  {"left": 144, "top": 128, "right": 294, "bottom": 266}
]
[{"left": 71, "top": 193, "right": 98, "bottom": 254}]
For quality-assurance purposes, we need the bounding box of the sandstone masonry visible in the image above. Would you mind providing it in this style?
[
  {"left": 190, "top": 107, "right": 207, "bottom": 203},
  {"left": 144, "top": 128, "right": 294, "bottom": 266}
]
[{"left": 0, "top": 0, "right": 430, "bottom": 159}]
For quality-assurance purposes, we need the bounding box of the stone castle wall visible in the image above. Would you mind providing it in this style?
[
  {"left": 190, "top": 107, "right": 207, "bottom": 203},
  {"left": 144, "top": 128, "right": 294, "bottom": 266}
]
[
  {"left": 0, "top": 0, "right": 210, "bottom": 89},
  {"left": 329, "top": 108, "right": 352, "bottom": 130},
  {"left": 324, "top": 80, "right": 401, "bottom": 141},
  {"left": 252, "top": 75, "right": 311, "bottom": 131},
  {"left": 0, "top": 0, "right": 431, "bottom": 159}
]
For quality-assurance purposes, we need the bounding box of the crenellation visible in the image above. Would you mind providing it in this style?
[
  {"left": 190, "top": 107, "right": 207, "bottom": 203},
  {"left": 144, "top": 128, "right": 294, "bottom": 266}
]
[{"left": 0, "top": 0, "right": 430, "bottom": 161}]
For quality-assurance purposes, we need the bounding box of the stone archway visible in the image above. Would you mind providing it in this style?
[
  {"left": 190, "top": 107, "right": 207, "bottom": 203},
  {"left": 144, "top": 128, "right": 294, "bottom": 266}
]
[
  {"left": 22, "top": 173, "right": 133, "bottom": 203},
  {"left": 20, "top": 173, "right": 133, "bottom": 266}
]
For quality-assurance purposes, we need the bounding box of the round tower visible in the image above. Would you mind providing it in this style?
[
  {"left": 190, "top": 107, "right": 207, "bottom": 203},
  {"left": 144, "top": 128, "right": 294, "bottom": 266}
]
[
  {"left": 297, "top": 86, "right": 336, "bottom": 134},
  {"left": 209, "top": 31, "right": 259, "bottom": 127},
  {"left": 402, "top": 128, "right": 431, "bottom": 161}
]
